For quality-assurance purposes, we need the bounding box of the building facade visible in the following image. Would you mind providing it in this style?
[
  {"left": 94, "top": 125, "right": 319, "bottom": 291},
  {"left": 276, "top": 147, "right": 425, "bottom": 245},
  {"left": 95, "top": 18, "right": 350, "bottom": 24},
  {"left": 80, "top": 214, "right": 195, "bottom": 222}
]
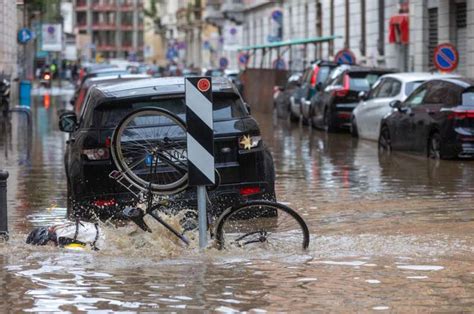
[
  {"left": 241, "top": 0, "right": 474, "bottom": 77},
  {"left": 74, "top": 0, "right": 145, "bottom": 61},
  {"left": 0, "top": 0, "right": 18, "bottom": 77}
]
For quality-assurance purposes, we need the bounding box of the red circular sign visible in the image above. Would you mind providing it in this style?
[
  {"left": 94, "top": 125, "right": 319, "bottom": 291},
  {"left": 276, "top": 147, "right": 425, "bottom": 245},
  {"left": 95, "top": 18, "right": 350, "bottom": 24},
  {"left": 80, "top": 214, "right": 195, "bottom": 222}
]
[
  {"left": 197, "top": 78, "right": 210, "bottom": 92},
  {"left": 334, "top": 49, "right": 356, "bottom": 65},
  {"left": 433, "top": 43, "right": 459, "bottom": 72}
]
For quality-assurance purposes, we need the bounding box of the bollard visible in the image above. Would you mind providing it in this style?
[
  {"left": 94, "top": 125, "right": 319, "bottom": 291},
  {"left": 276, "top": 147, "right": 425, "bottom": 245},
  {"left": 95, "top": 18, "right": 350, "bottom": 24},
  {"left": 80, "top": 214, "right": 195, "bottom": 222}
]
[{"left": 0, "top": 170, "right": 9, "bottom": 241}]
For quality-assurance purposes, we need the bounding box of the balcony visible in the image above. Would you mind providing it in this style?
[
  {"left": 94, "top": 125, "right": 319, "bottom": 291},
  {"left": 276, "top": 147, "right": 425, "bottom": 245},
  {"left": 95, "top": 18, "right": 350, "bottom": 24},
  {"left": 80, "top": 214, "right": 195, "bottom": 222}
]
[
  {"left": 76, "top": 0, "right": 88, "bottom": 11},
  {"left": 77, "top": 24, "right": 88, "bottom": 31},
  {"left": 91, "top": 4, "right": 117, "bottom": 11},
  {"left": 91, "top": 23, "right": 116, "bottom": 31},
  {"left": 222, "top": 0, "right": 244, "bottom": 24},
  {"left": 96, "top": 44, "right": 117, "bottom": 52}
]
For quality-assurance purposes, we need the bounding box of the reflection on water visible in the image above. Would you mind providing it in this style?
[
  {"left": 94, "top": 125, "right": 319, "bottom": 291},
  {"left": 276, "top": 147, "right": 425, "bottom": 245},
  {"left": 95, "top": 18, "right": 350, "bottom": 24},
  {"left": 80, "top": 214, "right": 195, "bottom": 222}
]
[{"left": 0, "top": 99, "right": 473, "bottom": 312}]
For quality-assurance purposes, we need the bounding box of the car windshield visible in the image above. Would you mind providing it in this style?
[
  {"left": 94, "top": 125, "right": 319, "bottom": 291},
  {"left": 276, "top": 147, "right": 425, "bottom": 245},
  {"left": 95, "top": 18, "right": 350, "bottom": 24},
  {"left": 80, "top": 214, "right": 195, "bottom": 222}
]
[
  {"left": 405, "top": 81, "right": 425, "bottom": 96},
  {"left": 91, "top": 96, "right": 247, "bottom": 128}
]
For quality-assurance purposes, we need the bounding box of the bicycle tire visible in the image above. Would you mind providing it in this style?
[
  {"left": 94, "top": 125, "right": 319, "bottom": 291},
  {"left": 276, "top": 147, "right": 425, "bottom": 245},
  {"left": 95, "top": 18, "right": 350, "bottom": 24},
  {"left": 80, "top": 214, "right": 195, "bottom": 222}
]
[
  {"left": 111, "top": 107, "right": 189, "bottom": 194},
  {"left": 214, "top": 200, "right": 310, "bottom": 251}
]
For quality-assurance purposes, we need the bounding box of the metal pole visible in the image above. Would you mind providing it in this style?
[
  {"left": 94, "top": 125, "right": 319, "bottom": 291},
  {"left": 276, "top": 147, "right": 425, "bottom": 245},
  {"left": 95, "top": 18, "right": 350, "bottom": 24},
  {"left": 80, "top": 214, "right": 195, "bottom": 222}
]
[
  {"left": 0, "top": 170, "right": 9, "bottom": 241},
  {"left": 197, "top": 186, "right": 207, "bottom": 248}
]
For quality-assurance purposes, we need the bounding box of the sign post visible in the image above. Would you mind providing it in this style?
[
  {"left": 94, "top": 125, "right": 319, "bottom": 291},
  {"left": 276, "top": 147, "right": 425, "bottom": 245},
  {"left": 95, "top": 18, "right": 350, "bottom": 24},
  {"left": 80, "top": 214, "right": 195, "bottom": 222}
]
[
  {"left": 334, "top": 49, "right": 356, "bottom": 65},
  {"left": 433, "top": 43, "right": 459, "bottom": 73},
  {"left": 185, "top": 77, "right": 215, "bottom": 249}
]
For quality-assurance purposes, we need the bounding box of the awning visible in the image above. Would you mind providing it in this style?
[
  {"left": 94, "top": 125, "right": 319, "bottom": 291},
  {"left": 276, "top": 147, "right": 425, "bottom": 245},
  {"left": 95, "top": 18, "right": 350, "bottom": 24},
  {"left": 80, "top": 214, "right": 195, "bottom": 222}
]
[
  {"left": 238, "top": 35, "right": 341, "bottom": 51},
  {"left": 389, "top": 14, "right": 409, "bottom": 44}
]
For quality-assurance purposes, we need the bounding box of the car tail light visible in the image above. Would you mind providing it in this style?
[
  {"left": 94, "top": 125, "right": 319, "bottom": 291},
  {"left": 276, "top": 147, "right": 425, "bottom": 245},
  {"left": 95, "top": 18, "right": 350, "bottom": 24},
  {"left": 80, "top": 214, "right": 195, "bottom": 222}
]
[
  {"left": 82, "top": 148, "right": 110, "bottom": 160},
  {"left": 332, "top": 74, "right": 350, "bottom": 98},
  {"left": 240, "top": 186, "right": 261, "bottom": 196},
  {"left": 105, "top": 136, "right": 111, "bottom": 148},
  {"left": 92, "top": 199, "right": 116, "bottom": 207},
  {"left": 447, "top": 110, "right": 474, "bottom": 120},
  {"left": 310, "top": 66, "right": 320, "bottom": 87}
]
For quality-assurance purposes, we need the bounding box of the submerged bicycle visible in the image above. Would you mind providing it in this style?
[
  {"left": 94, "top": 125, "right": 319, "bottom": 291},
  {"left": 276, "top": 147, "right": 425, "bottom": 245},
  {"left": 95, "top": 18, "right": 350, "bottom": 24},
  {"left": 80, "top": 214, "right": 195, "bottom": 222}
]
[{"left": 109, "top": 107, "right": 310, "bottom": 251}]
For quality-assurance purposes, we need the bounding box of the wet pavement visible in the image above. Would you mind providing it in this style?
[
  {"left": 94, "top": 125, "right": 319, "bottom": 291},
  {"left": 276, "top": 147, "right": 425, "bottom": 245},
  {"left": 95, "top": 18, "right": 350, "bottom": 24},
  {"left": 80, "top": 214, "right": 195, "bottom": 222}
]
[{"left": 0, "top": 91, "right": 473, "bottom": 312}]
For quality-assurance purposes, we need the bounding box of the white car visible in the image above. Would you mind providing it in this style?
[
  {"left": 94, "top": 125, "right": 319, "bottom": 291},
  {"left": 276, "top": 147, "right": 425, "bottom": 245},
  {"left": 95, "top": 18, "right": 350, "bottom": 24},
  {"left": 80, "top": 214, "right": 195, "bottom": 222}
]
[{"left": 352, "top": 72, "right": 459, "bottom": 141}]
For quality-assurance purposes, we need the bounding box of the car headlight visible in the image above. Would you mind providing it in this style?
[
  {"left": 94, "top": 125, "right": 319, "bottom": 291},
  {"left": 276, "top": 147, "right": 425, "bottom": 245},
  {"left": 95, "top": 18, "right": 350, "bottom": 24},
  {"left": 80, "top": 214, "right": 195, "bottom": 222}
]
[{"left": 239, "top": 135, "right": 261, "bottom": 150}]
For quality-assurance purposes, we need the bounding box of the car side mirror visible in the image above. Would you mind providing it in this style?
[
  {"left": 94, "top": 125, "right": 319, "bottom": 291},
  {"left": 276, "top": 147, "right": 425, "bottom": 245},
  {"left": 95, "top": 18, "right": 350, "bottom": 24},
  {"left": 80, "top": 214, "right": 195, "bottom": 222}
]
[
  {"left": 245, "top": 102, "right": 251, "bottom": 114},
  {"left": 59, "top": 111, "right": 77, "bottom": 133},
  {"left": 358, "top": 91, "right": 367, "bottom": 101},
  {"left": 389, "top": 100, "right": 402, "bottom": 110}
]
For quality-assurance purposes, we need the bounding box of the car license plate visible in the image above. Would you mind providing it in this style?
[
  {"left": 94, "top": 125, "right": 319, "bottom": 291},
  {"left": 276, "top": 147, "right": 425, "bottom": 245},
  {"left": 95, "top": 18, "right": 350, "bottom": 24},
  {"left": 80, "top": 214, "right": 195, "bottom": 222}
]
[{"left": 145, "top": 150, "right": 186, "bottom": 166}]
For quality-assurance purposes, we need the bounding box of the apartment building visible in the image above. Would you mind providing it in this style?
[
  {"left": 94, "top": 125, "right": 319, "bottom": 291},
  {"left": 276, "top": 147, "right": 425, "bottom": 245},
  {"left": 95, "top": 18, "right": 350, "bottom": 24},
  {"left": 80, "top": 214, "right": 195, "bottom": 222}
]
[
  {"left": 0, "top": 0, "right": 18, "bottom": 76},
  {"left": 241, "top": 0, "right": 474, "bottom": 77},
  {"left": 74, "top": 0, "right": 145, "bottom": 61}
]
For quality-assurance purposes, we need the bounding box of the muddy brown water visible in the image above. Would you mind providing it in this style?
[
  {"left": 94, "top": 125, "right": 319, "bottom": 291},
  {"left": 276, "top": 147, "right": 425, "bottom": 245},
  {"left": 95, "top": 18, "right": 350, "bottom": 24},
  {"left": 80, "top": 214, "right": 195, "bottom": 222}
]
[{"left": 0, "top": 94, "right": 473, "bottom": 312}]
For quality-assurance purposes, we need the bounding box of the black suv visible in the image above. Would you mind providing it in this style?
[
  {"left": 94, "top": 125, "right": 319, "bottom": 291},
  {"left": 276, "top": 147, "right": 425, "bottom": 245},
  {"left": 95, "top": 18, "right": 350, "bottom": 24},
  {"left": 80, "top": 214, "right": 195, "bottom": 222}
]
[
  {"left": 59, "top": 77, "right": 276, "bottom": 218},
  {"left": 311, "top": 65, "right": 395, "bottom": 131}
]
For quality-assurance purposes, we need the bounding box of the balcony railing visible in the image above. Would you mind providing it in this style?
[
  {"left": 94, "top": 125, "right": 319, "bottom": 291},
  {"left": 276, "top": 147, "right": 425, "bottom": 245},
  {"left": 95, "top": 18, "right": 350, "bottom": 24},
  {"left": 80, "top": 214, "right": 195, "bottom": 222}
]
[{"left": 92, "top": 23, "right": 116, "bottom": 30}]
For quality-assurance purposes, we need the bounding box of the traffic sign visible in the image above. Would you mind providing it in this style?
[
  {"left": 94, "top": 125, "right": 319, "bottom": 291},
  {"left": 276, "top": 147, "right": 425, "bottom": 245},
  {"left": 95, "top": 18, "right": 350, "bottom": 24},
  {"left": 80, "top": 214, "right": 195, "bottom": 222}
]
[
  {"left": 433, "top": 43, "right": 459, "bottom": 72},
  {"left": 272, "top": 58, "right": 286, "bottom": 70},
  {"left": 238, "top": 53, "right": 249, "bottom": 66},
  {"left": 185, "top": 76, "right": 215, "bottom": 249},
  {"left": 219, "top": 57, "right": 229, "bottom": 69},
  {"left": 18, "top": 28, "right": 32, "bottom": 44},
  {"left": 185, "top": 77, "right": 215, "bottom": 186},
  {"left": 335, "top": 49, "right": 356, "bottom": 65}
]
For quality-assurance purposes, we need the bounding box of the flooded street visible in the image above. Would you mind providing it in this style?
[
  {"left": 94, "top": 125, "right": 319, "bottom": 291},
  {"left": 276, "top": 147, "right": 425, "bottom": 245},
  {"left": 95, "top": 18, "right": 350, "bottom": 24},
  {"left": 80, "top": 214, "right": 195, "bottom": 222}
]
[{"left": 0, "top": 92, "right": 473, "bottom": 312}]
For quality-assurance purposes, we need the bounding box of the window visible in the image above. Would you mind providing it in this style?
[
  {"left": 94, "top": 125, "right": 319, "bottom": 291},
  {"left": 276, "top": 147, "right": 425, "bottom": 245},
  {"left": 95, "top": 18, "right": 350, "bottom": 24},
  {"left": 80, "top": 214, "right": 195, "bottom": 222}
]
[
  {"left": 423, "top": 81, "right": 448, "bottom": 104},
  {"left": 367, "top": 78, "right": 384, "bottom": 99},
  {"left": 89, "top": 96, "right": 247, "bottom": 128},
  {"left": 428, "top": 8, "right": 438, "bottom": 69},
  {"left": 405, "top": 80, "right": 425, "bottom": 96},
  {"left": 462, "top": 92, "right": 474, "bottom": 107},
  {"left": 404, "top": 85, "right": 429, "bottom": 108}
]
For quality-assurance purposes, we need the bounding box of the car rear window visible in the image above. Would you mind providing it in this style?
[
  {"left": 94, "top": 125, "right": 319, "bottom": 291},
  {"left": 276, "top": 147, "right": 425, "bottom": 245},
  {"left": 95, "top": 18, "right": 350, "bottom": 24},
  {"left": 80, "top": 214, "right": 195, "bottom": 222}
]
[
  {"left": 348, "top": 73, "right": 382, "bottom": 91},
  {"left": 462, "top": 92, "right": 474, "bottom": 106},
  {"left": 317, "top": 66, "right": 332, "bottom": 84},
  {"left": 90, "top": 96, "right": 247, "bottom": 128}
]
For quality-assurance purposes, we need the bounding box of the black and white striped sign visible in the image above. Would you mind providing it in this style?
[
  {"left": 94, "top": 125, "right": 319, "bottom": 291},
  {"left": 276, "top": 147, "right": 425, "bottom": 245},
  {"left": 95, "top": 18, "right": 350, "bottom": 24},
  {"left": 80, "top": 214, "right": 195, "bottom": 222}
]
[{"left": 185, "top": 77, "right": 215, "bottom": 186}]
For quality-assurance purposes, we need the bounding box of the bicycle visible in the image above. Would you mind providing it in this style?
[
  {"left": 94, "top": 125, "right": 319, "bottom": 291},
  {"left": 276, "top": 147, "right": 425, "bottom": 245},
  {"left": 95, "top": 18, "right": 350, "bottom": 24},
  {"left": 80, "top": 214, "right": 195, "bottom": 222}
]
[{"left": 109, "top": 107, "right": 310, "bottom": 251}]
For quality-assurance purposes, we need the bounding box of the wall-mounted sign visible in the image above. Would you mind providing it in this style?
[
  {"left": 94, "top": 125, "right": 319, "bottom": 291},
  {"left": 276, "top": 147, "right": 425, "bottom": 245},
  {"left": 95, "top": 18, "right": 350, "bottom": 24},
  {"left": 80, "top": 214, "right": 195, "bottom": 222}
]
[
  {"left": 433, "top": 43, "right": 459, "bottom": 73},
  {"left": 41, "top": 24, "right": 62, "bottom": 51},
  {"left": 268, "top": 9, "right": 283, "bottom": 43}
]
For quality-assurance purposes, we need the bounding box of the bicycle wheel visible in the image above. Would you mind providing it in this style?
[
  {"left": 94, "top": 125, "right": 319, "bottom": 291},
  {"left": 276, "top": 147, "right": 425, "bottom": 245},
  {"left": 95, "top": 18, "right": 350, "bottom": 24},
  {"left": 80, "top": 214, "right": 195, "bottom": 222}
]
[
  {"left": 214, "top": 200, "right": 310, "bottom": 251},
  {"left": 111, "top": 107, "right": 188, "bottom": 194}
]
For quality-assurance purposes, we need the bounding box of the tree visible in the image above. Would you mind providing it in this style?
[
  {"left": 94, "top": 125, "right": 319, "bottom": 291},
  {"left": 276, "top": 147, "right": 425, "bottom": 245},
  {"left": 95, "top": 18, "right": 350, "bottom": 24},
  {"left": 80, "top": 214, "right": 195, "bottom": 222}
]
[{"left": 144, "top": 0, "right": 163, "bottom": 34}]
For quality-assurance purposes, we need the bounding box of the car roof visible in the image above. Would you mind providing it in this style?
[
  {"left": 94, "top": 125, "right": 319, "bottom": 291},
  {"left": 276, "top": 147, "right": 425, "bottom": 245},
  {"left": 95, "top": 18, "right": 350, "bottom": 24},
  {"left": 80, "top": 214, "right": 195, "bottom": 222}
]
[
  {"left": 92, "top": 76, "right": 237, "bottom": 101},
  {"left": 380, "top": 72, "right": 461, "bottom": 82},
  {"left": 436, "top": 77, "right": 474, "bottom": 89},
  {"left": 83, "top": 74, "right": 151, "bottom": 87},
  {"left": 89, "top": 67, "right": 129, "bottom": 74}
]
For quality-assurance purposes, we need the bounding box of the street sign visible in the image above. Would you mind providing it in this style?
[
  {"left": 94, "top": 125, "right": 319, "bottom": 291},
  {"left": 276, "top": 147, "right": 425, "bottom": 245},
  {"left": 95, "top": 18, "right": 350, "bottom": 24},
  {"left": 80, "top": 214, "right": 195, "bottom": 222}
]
[
  {"left": 185, "top": 77, "right": 215, "bottom": 248},
  {"left": 433, "top": 43, "right": 459, "bottom": 73},
  {"left": 18, "top": 28, "right": 32, "bottom": 44},
  {"left": 185, "top": 77, "right": 215, "bottom": 186},
  {"left": 238, "top": 53, "right": 249, "bottom": 66},
  {"left": 272, "top": 58, "right": 286, "bottom": 70},
  {"left": 219, "top": 57, "right": 229, "bottom": 69},
  {"left": 41, "top": 24, "right": 62, "bottom": 51},
  {"left": 335, "top": 49, "right": 356, "bottom": 65}
]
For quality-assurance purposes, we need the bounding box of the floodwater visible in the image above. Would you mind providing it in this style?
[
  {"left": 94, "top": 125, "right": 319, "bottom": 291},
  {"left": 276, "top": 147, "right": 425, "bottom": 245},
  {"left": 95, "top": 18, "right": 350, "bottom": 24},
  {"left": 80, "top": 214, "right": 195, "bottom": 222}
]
[{"left": 0, "top": 91, "right": 473, "bottom": 312}]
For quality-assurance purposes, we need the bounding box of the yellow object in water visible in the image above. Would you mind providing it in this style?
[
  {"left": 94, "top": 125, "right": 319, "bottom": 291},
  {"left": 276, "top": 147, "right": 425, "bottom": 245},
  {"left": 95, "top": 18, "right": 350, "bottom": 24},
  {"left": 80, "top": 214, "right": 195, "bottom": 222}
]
[{"left": 64, "top": 242, "right": 86, "bottom": 250}]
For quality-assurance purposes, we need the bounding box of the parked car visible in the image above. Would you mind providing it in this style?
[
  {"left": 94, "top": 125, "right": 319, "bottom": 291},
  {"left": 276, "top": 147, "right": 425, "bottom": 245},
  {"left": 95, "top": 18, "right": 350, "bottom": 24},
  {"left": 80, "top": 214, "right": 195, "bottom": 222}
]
[
  {"left": 298, "top": 61, "right": 338, "bottom": 124},
  {"left": 59, "top": 77, "right": 276, "bottom": 219},
  {"left": 71, "top": 74, "right": 151, "bottom": 115},
  {"left": 379, "top": 77, "right": 474, "bottom": 159},
  {"left": 274, "top": 73, "right": 302, "bottom": 119},
  {"left": 204, "top": 69, "right": 225, "bottom": 77},
  {"left": 352, "top": 72, "right": 459, "bottom": 140},
  {"left": 225, "top": 69, "right": 244, "bottom": 95},
  {"left": 310, "top": 65, "right": 395, "bottom": 131},
  {"left": 290, "top": 62, "right": 335, "bottom": 122},
  {"left": 72, "top": 67, "right": 130, "bottom": 107}
]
